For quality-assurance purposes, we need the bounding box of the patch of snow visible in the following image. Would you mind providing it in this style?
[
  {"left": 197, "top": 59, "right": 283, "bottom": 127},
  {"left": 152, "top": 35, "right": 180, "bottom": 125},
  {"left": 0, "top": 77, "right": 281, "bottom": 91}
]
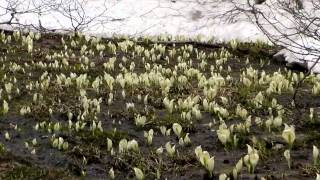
[
  {"left": 0, "top": 0, "right": 266, "bottom": 41},
  {"left": 276, "top": 37, "right": 320, "bottom": 73}
]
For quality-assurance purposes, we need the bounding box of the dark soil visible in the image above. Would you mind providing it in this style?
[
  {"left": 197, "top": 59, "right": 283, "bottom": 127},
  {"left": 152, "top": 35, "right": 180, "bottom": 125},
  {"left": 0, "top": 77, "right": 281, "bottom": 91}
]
[{"left": 0, "top": 30, "right": 319, "bottom": 180}]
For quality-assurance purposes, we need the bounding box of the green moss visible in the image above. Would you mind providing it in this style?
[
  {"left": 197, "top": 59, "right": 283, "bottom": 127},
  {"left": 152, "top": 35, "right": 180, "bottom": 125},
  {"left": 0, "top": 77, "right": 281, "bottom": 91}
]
[
  {"left": 1, "top": 165, "right": 73, "bottom": 180},
  {"left": 0, "top": 143, "right": 6, "bottom": 155},
  {"left": 75, "top": 128, "right": 128, "bottom": 146}
]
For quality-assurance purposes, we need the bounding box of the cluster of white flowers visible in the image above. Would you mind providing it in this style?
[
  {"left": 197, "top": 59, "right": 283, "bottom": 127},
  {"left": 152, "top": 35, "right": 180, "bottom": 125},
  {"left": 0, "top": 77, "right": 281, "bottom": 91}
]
[{"left": 2, "top": 30, "right": 320, "bottom": 179}]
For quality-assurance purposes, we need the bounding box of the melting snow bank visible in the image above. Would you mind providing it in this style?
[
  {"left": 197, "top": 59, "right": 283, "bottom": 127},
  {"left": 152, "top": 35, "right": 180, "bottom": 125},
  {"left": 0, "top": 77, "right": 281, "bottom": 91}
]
[
  {"left": 0, "top": 0, "right": 320, "bottom": 72},
  {"left": 273, "top": 37, "right": 320, "bottom": 73}
]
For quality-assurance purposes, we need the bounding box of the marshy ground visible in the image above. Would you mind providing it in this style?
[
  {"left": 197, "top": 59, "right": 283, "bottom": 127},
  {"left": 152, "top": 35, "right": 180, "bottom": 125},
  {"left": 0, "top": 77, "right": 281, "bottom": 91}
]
[{"left": 0, "top": 30, "right": 319, "bottom": 180}]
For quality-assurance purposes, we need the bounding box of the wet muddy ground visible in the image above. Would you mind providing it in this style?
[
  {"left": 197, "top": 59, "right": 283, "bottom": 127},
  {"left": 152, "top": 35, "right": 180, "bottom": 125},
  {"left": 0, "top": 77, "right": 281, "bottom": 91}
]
[{"left": 0, "top": 30, "right": 319, "bottom": 180}]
